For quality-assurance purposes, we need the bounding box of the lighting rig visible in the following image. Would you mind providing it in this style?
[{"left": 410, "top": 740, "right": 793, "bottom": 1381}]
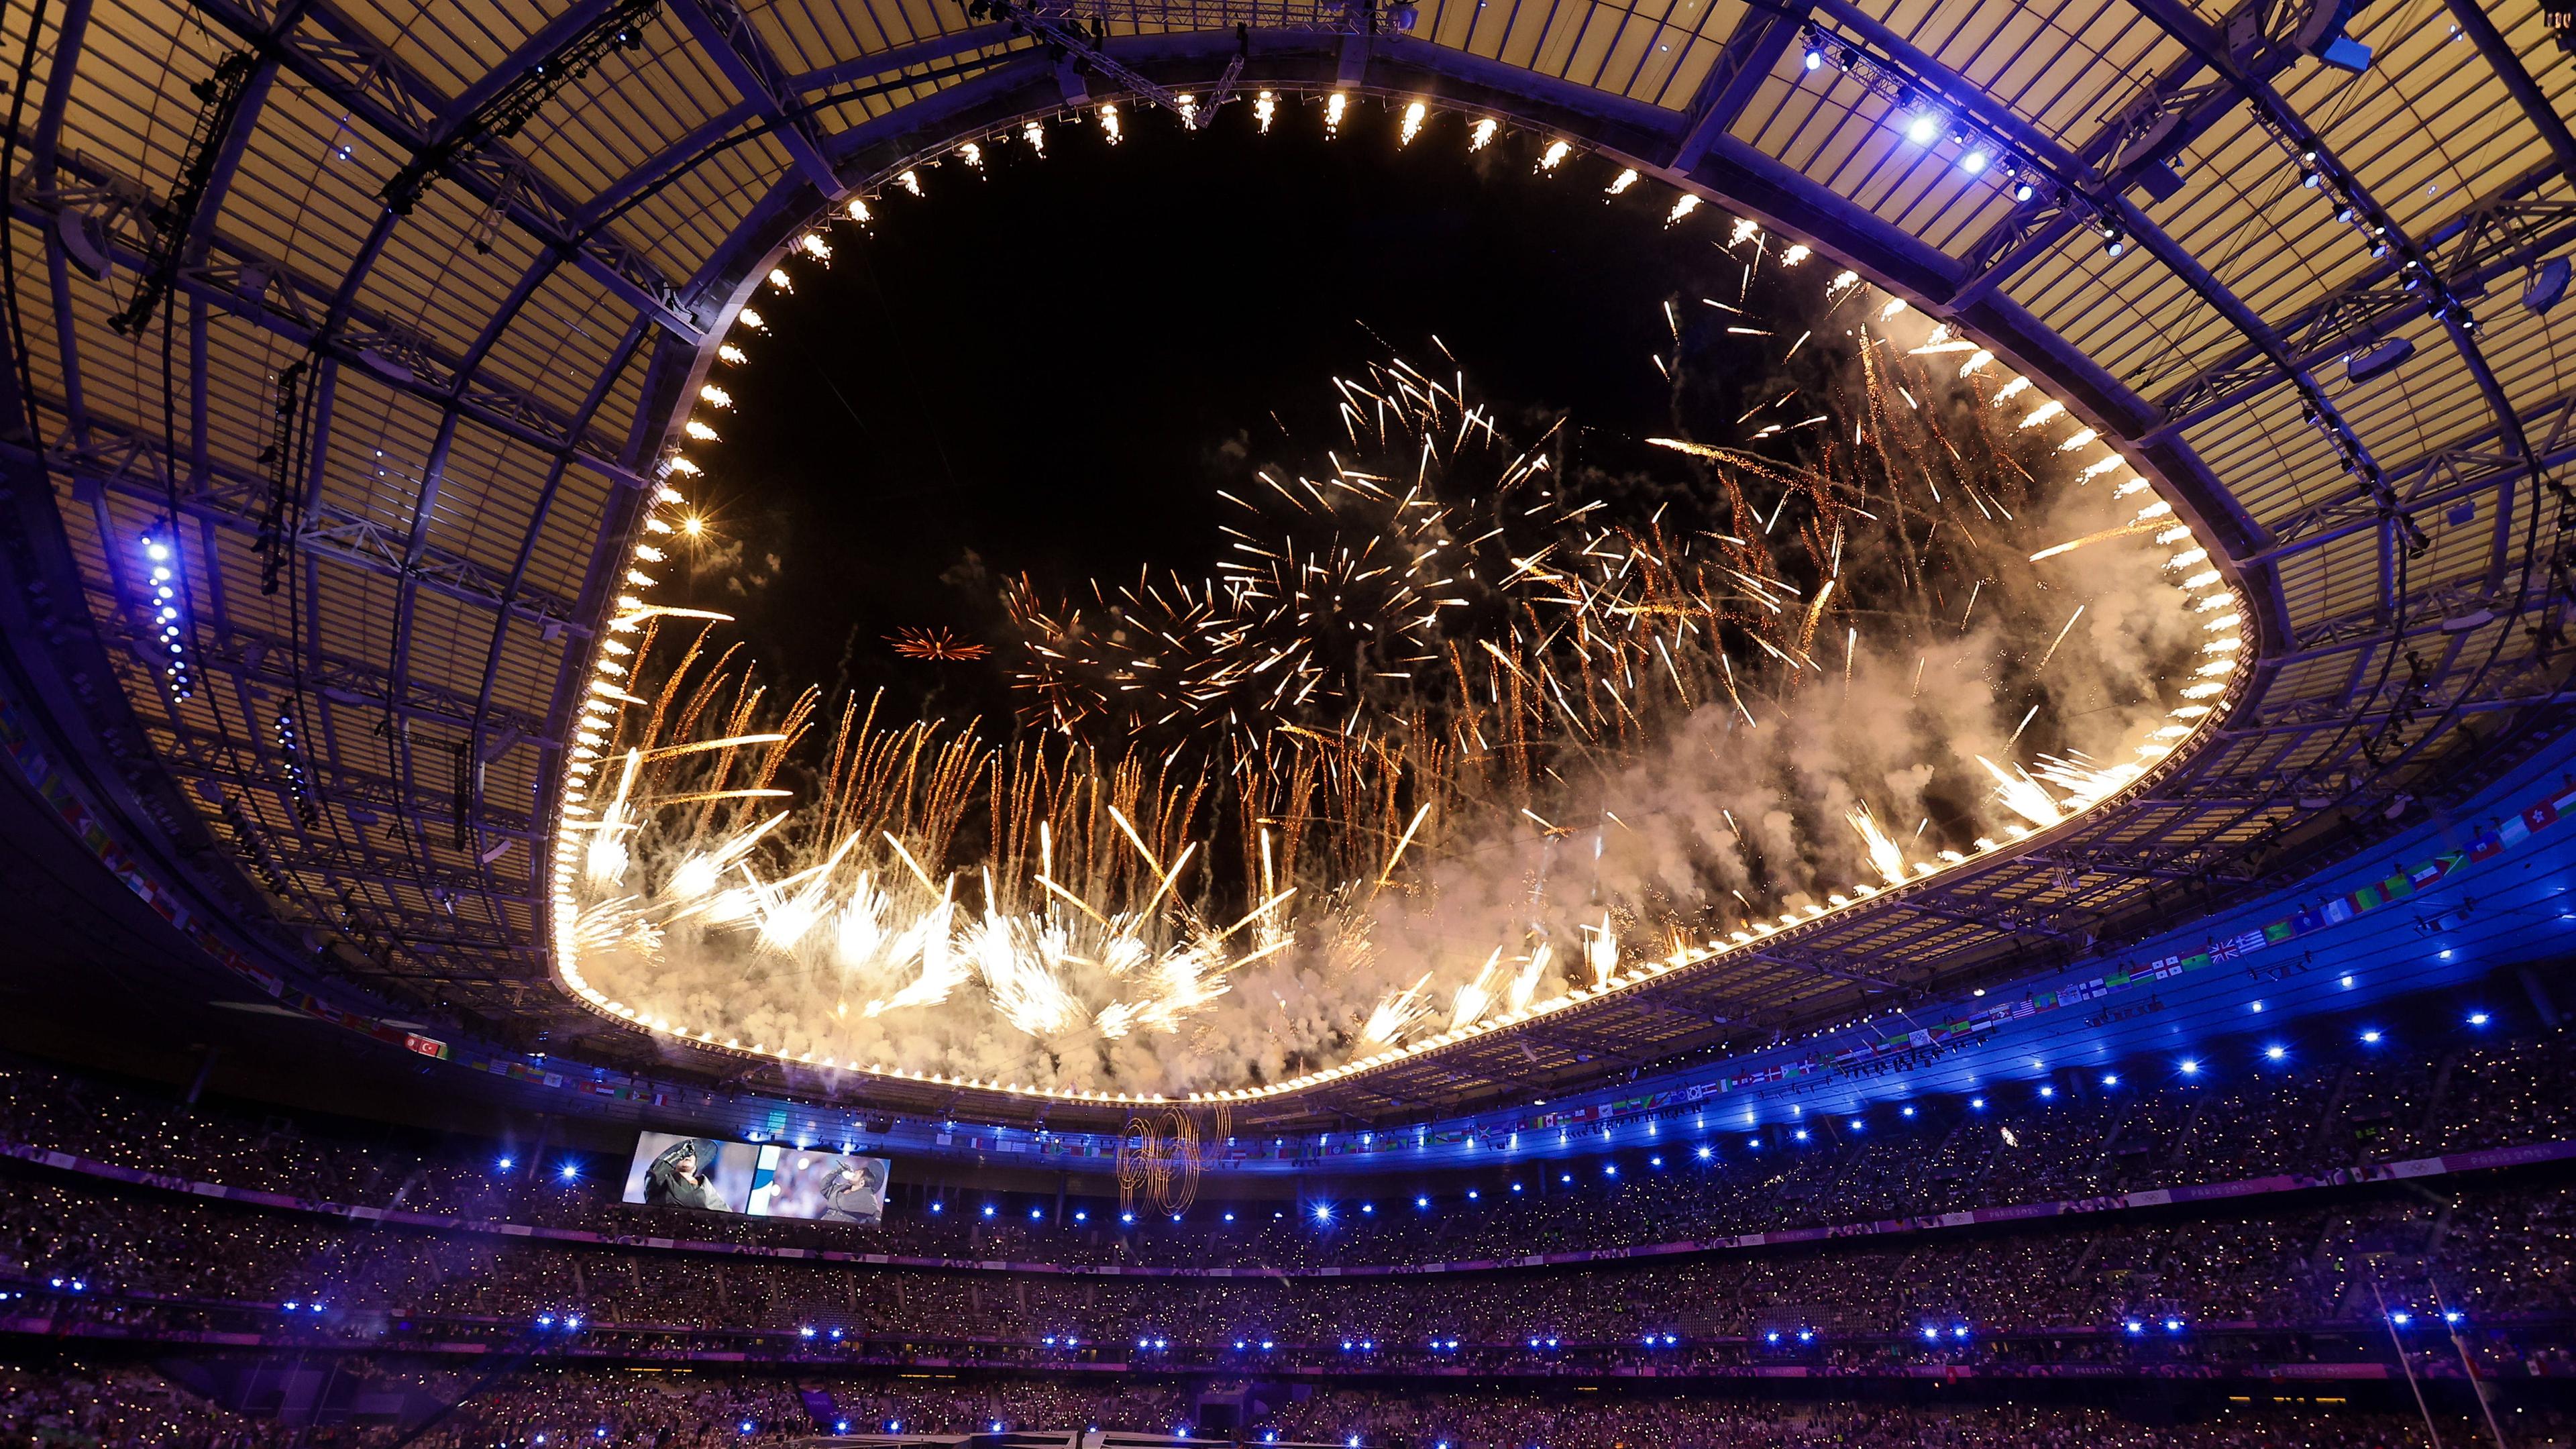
[
  {"left": 959, "top": 0, "right": 1253, "bottom": 128},
  {"left": 137, "top": 531, "right": 195, "bottom": 703},
  {"left": 274, "top": 711, "right": 319, "bottom": 828},
  {"left": 1790, "top": 17, "right": 2429, "bottom": 558},
  {"left": 381, "top": 0, "right": 665, "bottom": 216},
  {"left": 109, "top": 50, "right": 259, "bottom": 336}
]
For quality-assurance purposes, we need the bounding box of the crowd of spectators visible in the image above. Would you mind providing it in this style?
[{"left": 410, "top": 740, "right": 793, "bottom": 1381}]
[
  {"left": 2, "top": 1359, "right": 2565, "bottom": 1448},
  {"left": 0, "top": 1029, "right": 2571, "bottom": 1442},
  {"left": 1251, "top": 1391, "right": 2565, "bottom": 1449},
  {"left": 0, "top": 1033, "right": 2567, "bottom": 1372},
  {"left": 5, "top": 1033, "right": 2576, "bottom": 1276},
  {"left": 3, "top": 1162, "right": 2574, "bottom": 1368},
  {"left": 0, "top": 1364, "right": 274, "bottom": 1449}
]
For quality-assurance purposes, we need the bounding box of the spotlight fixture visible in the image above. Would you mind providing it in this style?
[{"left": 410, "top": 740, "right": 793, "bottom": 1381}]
[
  {"left": 2346, "top": 335, "right": 2415, "bottom": 386},
  {"left": 2524, "top": 256, "right": 2569, "bottom": 315}
]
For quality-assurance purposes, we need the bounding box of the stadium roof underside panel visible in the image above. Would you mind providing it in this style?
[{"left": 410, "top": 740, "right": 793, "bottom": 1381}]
[{"left": 2, "top": 0, "right": 2570, "bottom": 1128}]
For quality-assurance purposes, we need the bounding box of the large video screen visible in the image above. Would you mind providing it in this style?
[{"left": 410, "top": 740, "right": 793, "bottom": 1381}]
[
  {"left": 623, "top": 1132, "right": 759, "bottom": 1212},
  {"left": 621, "top": 1132, "right": 890, "bottom": 1225},
  {"left": 749, "top": 1144, "right": 890, "bottom": 1224}
]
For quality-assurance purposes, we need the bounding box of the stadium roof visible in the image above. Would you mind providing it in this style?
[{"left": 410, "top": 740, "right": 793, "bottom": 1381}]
[{"left": 3, "top": 0, "right": 2571, "bottom": 1128}]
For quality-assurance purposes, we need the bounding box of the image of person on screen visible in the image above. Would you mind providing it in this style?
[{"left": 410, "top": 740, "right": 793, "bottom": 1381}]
[
  {"left": 817, "top": 1157, "right": 887, "bottom": 1224},
  {"left": 644, "top": 1138, "right": 732, "bottom": 1211}
]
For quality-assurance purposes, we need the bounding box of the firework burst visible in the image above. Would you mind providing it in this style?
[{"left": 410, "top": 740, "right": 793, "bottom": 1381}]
[
  {"left": 888, "top": 626, "right": 992, "bottom": 661},
  {"left": 557, "top": 134, "right": 2237, "bottom": 1104}
]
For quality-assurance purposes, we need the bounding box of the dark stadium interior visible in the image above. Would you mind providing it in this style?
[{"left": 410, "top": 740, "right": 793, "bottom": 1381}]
[{"left": 2, "top": 0, "right": 2575, "bottom": 1444}]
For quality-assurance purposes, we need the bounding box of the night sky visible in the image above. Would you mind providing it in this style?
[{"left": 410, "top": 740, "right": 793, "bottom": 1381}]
[{"left": 678, "top": 97, "right": 1804, "bottom": 727}]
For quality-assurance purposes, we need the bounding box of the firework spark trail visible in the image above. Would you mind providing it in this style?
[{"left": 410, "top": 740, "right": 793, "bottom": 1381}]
[
  {"left": 566, "top": 248, "right": 2223, "bottom": 1097},
  {"left": 2033, "top": 604, "right": 2086, "bottom": 674},
  {"left": 1847, "top": 806, "right": 1909, "bottom": 886}
]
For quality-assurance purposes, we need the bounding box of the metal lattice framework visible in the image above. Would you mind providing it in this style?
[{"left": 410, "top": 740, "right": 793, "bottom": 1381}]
[{"left": 1, "top": 0, "right": 2570, "bottom": 1128}]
